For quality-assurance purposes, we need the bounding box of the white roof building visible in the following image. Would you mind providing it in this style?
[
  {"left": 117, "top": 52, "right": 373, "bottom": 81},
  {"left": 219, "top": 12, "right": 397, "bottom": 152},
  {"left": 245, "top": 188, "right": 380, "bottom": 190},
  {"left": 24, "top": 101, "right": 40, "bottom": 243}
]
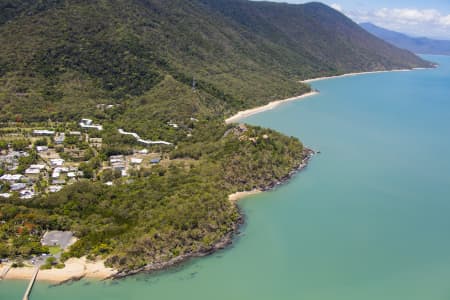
[
  {"left": 25, "top": 168, "right": 41, "bottom": 175},
  {"left": 50, "top": 159, "right": 65, "bottom": 167},
  {"left": 110, "top": 158, "right": 124, "bottom": 164},
  {"left": 29, "top": 164, "right": 46, "bottom": 170},
  {"left": 33, "top": 130, "right": 55, "bottom": 136},
  {"left": 168, "top": 121, "right": 179, "bottom": 128},
  {"left": 19, "top": 189, "right": 35, "bottom": 199},
  {"left": 10, "top": 183, "right": 26, "bottom": 191},
  {"left": 130, "top": 158, "right": 143, "bottom": 164},
  {"left": 0, "top": 193, "right": 11, "bottom": 198},
  {"left": 36, "top": 146, "right": 49, "bottom": 152},
  {"left": 54, "top": 133, "right": 65, "bottom": 144},
  {"left": 49, "top": 185, "right": 63, "bottom": 193},
  {"left": 52, "top": 169, "right": 61, "bottom": 179},
  {"left": 0, "top": 174, "right": 23, "bottom": 182}
]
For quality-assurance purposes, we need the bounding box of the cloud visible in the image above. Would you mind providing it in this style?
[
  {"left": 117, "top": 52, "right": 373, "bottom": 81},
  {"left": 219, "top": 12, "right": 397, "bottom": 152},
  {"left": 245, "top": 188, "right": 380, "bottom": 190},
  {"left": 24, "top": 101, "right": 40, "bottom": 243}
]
[
  {"left": 330, "top": 3, "right": 342, "bottom": 12},
  {"left": 373, "top": 8, "right": 447, "bottom": 26},
  {"left": 343, "top": 7, "right": 450, "bottom": 39}
]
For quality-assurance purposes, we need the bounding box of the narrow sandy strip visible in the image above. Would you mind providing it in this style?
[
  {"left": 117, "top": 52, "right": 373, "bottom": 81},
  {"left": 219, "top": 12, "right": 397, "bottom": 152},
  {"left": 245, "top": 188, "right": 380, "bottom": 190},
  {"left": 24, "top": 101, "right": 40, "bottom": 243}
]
[
  {"left": 228, "top": 190, "right": 262, "bottom": 203},
  {"left": 3, "top": 257, "right": 116, "bottom": 283},
  {"left": 225, "top": 91, "right": 318, "bottom": 124},
  {"left": 226, "top": 67, "right": 429, "bottom": 124},
  {"left": 302, "top": 68, "right": 421, "bottom": 83}
]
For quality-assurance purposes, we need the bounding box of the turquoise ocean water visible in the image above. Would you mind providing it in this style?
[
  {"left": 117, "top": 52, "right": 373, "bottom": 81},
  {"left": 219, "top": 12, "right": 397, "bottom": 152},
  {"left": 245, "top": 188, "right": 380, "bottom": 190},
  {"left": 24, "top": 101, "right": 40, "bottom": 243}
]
[{"left": 1, "top": 55, "right": 450, "bottom": 299}]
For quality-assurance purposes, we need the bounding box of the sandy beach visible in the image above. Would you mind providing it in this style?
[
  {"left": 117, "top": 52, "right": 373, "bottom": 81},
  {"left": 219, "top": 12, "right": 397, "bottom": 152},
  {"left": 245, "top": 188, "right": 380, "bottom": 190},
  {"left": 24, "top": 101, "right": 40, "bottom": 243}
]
[
  {"left": 2, "top": 257, "right": 116, "bottom": 283},
  {"left": 228, "top": 190, "right": 262, "bottom": 203},
  {"left": 302, "top": 68, "right": 414, "bottom": 83},
  {"left": 225, "top": 91, "right": 318, "bottom": 124},
  {"left": 226, "top": 67, "right": 429, "bottom": 124}
]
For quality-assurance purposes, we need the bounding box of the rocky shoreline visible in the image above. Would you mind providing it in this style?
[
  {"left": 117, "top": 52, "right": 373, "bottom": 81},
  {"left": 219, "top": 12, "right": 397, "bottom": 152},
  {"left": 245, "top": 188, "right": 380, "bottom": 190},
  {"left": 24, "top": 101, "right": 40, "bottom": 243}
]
[
  {"left": 0, "top": 149, "right": 314, "bottom": 284},
  {"left": 111, "top": 148, "right": 315, "bottom": 280}
]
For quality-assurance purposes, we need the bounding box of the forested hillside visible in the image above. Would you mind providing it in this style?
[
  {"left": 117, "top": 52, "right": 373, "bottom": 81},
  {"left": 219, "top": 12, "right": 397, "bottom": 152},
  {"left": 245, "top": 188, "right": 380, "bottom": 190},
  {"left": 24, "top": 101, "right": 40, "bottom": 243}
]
[{"left": 0, "top": 0, "right": 431, "bottom": 130}]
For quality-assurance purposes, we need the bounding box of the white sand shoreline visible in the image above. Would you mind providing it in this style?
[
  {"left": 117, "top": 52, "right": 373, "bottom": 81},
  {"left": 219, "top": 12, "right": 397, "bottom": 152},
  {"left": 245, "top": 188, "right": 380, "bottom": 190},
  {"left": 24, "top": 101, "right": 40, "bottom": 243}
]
[
  {"left": 228, "top": 190, "right": 262, "bottom": 203},
  {"left": 225, "top": 67, "right": 428, "bottom": 124},
  {"left": 1, "top": 257, "right": 116, "bottom": 283},
  {"left": 302, "top": 68, "right": 426, "bottom": 83},
  {"left": 225, "top": 91, "right": 318, "bottom": 124}
]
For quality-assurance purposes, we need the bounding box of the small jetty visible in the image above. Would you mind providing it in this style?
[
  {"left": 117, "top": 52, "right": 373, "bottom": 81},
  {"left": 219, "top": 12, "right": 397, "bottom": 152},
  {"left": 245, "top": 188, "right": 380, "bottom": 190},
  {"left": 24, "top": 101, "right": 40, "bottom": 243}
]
[
  {"left": 0, "top": 264, "right": 11, "bottom": 280},
  {"left": 22, "top": 267, "right": 39, "bottom": 300}
]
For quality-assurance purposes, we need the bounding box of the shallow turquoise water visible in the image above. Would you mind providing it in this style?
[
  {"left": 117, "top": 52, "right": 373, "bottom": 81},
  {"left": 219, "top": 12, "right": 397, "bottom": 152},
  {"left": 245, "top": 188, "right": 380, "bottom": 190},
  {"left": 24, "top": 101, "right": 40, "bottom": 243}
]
[{"left": 2, "top": 55, "right": 450, "bottom": 299}]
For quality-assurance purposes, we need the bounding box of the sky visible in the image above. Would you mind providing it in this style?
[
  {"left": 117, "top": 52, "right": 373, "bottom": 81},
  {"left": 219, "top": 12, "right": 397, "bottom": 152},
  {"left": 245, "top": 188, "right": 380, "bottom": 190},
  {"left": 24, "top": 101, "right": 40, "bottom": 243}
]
[{"left": 261, "top": 0, "right": 450, "bottom": 39}]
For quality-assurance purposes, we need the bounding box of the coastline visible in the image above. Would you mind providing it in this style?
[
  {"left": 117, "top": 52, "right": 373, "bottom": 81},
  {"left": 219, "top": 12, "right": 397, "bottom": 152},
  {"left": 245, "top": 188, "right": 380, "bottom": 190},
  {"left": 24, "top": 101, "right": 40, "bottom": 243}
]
[
  {"left": 225, "top": 91, "right": 318, "bottom": 124},
  {"left": 112, "top": 148, "right": 315, "bottom": 280},
  {"left": 226, "top": 67, "right": 430, "bottom": 124},
  {"left": 1, "top": 67, "right": 426, "bottom": 284},
  {"left": 0, "top": 149, "right": 314, "bottom": 284},
  {"left": 229, "top": 190, "right": 262, "bottom": 203},
  {"left": 0, "top": 149, "right": 315, "bottom": 284},
  {"left": 302, "top": 68, "right": 426, "bottom": 83}
]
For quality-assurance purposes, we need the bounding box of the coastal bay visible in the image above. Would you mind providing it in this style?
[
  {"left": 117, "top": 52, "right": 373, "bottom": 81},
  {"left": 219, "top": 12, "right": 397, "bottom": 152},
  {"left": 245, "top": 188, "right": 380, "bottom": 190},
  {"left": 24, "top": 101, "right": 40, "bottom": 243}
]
[{"left": 1, "top": 55, "right": 449, "bottom": 299}]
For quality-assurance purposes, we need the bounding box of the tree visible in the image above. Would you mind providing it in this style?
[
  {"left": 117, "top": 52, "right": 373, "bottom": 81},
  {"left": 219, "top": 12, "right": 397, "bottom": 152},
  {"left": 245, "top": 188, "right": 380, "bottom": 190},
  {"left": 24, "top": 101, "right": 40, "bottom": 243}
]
[
  {"left": 34, "top": 138, "right": 48, "bottom": 146},
  {"left": 79, "top": 162, "right": 94, "bottom": 179},
  {"left": 0, "top": 140, "right": 8, "bottom": 151},
  {"left": 11, "top": 139, "right": 29, "bottom": 151}
]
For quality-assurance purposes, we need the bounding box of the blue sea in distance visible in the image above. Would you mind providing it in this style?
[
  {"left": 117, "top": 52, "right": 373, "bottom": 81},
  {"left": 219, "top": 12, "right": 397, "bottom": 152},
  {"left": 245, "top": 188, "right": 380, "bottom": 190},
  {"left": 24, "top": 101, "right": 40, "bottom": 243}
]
[{"left": 1, "top": 55, "right": 450, "bottom": 300}]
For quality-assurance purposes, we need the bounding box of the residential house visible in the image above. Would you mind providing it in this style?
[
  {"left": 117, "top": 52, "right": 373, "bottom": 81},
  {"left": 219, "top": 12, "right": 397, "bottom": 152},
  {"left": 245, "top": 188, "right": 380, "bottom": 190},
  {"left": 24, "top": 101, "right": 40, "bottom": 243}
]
[
  {"left": 50, "top": 158, "right": 65, "bottom": 167},
  {"left": 19, "top": 189, "right": 35, "bottom": 199},
  {"left": 130, "top": 158, "right": 143, "bottom": 165},
  {"left": 150, "top": 158, "right": 161, "bottom": 164},
  {"left": 49, "top": 185, "right": 63, "bottom": 193},
  {"left": 10, "top": 183, "right": 26, "bottom": 191},
  {"left": 89, "top": 138, "right": 103, "bottom": 148},
  {"left": 54, "top": 133, "right": 65, "bottom": 145},
  {"left": 33, "top": 130, "right": 55, "bottom": 136},
  {"left": 0, "top": 174, "right": 23, "bottom": 182},
  {"left": 36, "top": 146, "right": 49, "bottom": 152}
]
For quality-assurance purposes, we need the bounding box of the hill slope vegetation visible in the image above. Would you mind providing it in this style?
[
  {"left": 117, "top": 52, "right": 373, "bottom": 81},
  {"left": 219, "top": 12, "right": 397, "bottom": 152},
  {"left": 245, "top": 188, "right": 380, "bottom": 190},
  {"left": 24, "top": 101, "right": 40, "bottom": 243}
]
[{"left": 0, "top": 0, "right": 431, "bottom": 127}]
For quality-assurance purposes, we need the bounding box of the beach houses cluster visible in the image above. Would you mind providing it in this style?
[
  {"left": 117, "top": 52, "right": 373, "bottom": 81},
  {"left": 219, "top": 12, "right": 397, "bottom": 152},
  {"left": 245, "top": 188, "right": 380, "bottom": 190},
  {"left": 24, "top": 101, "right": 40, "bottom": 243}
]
[
  {"left": 109, "top": 155, "right": 127, "bottom": 177},
  {"left": 0, "top": 129, "right": 87, "bottom": 199},
  {"left": 50, "top": 158, "right": 83, "bottom": 186},
  {"left": 0, "top": 173, "right": 35, "bottom": 199},
  {"left": 24, "top": 164, "right": 46, "bottom": 177},
  {"left": 0, "top": 150, "right": 29, "bottom": 171},
  {"left": 106, "top": 152, "right": 160, "bottom": 179}
]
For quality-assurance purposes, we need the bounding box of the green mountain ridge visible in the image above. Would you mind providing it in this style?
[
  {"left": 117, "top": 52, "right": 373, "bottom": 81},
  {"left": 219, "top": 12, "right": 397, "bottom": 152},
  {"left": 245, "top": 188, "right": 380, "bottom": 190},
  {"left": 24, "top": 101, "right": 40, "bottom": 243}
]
[{"left": 0, "top": 0, "right": 431, "bottom": 130}]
